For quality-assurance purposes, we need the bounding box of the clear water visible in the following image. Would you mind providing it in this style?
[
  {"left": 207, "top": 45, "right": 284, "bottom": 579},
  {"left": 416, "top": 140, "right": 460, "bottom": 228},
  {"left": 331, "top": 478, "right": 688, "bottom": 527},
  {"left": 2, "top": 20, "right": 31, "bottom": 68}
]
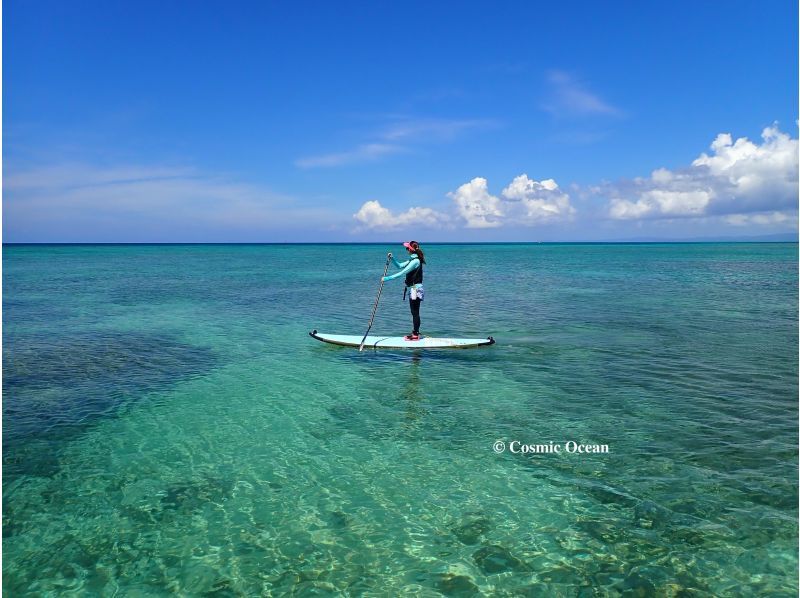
[{"left": 3, "top": 243, "right": 798, "bottom": 596}]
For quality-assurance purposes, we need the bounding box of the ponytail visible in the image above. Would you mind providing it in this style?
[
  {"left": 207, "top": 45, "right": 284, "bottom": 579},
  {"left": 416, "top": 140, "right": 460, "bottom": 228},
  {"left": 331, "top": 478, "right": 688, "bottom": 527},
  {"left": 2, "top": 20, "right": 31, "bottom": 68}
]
[{"left": 409, "top": 241, "right": 426, "bottom": 264}]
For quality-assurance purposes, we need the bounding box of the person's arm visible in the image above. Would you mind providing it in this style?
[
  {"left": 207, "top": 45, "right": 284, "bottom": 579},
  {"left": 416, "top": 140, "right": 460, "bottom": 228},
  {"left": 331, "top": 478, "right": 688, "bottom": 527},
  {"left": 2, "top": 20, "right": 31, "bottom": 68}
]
[
  {"left": 383, "top": 257, "right": 419, "bottom": 282},
  {"left": 391, "top": 255, "right": 409, "bottom": 269}
]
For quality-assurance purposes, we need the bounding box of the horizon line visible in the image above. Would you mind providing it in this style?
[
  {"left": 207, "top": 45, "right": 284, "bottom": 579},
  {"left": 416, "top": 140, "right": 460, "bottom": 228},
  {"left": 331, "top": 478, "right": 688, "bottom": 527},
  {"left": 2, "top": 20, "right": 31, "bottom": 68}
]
[{"left": 4, "top": 240, "right": 798, "bottom": 246}]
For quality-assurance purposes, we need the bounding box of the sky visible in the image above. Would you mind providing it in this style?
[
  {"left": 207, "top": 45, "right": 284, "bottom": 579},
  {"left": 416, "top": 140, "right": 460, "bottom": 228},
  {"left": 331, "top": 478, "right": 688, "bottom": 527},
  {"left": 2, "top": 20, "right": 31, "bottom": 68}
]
[{"left": 3, "top": 1, "right": 798, "bottom": 242}]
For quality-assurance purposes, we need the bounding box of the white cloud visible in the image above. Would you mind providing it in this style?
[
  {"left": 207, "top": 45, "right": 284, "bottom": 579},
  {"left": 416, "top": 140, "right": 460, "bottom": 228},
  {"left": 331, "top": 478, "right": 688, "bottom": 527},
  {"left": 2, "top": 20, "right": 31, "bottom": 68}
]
[
  {"left": 448, "top": 177, "right": 504, "bottom": 228},
  {"left": 448, "top": 174, "right": 575, "bottom": 228},
  {"left": 501, "top": 174, "right": 575, "bottom": 223},
  {"left": 296, "top": 115, "right": 497, "bottom": 169},
  {"left": 353, "top": 174, "right": 575, "bottom": 231},
  {"left": 348, "top": 123, "right": 797, "bottom": 234},
  {"left": 381, "top": 118, "right": 497, "bottom": 142},
  {"left": 608, "top": 197, "right": 653, "bottom": 220},
  {"left": 352, "top": 200, "right": 449, "bottom": 230},
  {"left": 724, "top": 211, "right": 794, "bottom": 226},
  {"left": 605, "top": 124, "right": 798, "bottom": 224},
  {"left": 4, "top": 162, "right": 336, "bottom": 240},
  {"left": 609, "top": 189, "right": 713, "bottom": 219},
  {"left": 691, "top": 125, "right": 798, "bottom": 207},
  {"left": 295, "top": 143, "right": 404, "bottom": 168},
  {"left": 542, "top": 70, "right": 621, "bottom": 117}
]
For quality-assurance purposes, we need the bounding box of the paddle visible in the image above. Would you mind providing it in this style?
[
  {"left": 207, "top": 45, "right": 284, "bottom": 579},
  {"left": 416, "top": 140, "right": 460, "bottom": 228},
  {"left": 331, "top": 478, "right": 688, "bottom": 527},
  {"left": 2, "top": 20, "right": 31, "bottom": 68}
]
[{"left": 358, "top": 252, "right": 392, "bottom": 351}]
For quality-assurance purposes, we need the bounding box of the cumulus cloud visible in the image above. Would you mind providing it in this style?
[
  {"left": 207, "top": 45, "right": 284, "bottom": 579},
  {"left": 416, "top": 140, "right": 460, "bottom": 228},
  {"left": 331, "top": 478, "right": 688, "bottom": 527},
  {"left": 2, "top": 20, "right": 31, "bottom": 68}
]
[
  {"left": 609, "top": 189, "right": 713, "bottom": 219},
  {"left": 448, "top": 177, "right": 504, "bottom": 228},
  {"left": 448, "top": 175, "right": 575, "bottom": 228},
  {"left": 354, "top": 175, "right": 574, "bottom": 231},
  {"left": 605, "top": 124, "right": 798, "bottom": 224},
  {"left": 501, "top": 174, "right": 576, "bottom": 223},
  {"left": 350, "top": 124, "right": 797, "bottom": 234},
  {"left": 692, "top": 125, "right": 797, "bottom": 208},
  {"left": 352, "top": 200, "right": 450, "bottom": 230}
]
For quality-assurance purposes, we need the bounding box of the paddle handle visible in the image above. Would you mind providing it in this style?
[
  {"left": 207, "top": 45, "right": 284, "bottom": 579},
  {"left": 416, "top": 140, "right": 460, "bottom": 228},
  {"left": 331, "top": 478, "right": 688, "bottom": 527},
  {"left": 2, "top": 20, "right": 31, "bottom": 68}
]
[{"left": 358, "top": 253, "right": 392, "bottom": 351}]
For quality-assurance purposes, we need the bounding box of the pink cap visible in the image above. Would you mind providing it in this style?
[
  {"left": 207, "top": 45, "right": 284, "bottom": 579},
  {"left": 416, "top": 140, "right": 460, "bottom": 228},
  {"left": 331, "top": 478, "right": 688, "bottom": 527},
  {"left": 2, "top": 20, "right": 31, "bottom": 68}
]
[{"left": 403, "top": 241, "right": 413, "bottom": 249}]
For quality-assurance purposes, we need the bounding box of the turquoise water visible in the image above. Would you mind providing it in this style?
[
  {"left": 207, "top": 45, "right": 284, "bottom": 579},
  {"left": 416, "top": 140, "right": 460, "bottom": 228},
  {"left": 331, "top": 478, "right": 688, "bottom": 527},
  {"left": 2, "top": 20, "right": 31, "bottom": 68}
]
[{"left": 3, "top": 243, "right": 798, "bottom": 596}]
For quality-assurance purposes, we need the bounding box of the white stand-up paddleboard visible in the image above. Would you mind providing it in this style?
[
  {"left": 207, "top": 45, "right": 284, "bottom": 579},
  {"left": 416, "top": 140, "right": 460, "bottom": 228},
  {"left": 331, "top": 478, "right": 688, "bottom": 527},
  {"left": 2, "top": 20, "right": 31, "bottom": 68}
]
[{"left": 309, "top": 330, "right": 495, "bottom": 349}]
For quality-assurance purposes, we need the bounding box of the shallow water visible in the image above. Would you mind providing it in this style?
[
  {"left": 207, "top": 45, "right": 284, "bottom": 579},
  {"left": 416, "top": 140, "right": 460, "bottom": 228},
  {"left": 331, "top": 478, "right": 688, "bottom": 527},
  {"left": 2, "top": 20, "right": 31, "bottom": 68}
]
[{"left": 4, "top": 243, "right": 798, "bottom": 595}]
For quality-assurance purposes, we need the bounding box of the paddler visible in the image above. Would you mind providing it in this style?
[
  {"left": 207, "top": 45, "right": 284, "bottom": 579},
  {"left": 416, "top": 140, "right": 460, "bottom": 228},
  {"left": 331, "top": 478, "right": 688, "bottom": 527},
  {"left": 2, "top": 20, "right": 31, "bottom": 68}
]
[{"left": 382, "top": 241, "right": 426, "bottom": 341}]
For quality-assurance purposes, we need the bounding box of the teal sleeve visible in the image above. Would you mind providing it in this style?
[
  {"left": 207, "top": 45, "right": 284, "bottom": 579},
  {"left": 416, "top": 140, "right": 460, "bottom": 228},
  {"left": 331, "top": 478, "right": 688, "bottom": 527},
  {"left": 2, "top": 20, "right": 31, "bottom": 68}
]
[
  {"left": 391, "top": 256, "right": 410, "bottom": 268},
  {"left": 384, "top": 257, "right": 419, "bottom": 282}
]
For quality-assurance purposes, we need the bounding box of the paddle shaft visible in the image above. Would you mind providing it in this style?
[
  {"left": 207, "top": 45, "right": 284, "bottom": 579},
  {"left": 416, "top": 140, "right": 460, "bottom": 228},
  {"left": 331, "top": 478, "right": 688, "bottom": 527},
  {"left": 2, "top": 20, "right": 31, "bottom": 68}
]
[{"left": 358, "top": 254, "right": 392, "bottom": 351}]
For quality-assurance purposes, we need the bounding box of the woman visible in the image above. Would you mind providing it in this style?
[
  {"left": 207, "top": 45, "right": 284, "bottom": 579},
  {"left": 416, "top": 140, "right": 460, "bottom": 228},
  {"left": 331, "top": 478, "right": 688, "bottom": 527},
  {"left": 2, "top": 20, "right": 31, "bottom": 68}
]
[{"left": 382, "top": 241, "right": 426, "bottom": 341}]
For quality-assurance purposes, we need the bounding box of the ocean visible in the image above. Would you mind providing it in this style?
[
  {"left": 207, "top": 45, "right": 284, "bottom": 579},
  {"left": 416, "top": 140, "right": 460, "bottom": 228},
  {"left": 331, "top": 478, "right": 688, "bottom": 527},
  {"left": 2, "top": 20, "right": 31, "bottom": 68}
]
[{"left": 3, "top": 243, "right": 798, "bottom": 595}]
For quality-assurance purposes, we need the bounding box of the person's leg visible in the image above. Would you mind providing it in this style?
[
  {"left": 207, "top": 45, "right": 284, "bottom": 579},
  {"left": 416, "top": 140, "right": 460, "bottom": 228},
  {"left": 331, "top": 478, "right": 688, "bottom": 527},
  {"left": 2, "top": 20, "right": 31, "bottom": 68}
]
[{"left": 410, "top": 298, "right": 421, "bottom": 335}]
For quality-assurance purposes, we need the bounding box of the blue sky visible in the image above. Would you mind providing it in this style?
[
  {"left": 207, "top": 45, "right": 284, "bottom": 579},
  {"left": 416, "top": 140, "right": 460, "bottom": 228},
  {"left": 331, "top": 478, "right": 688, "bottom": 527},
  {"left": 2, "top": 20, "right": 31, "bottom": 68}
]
[{"left": 4, "top": 1, "right": 798, "bottom": 242}]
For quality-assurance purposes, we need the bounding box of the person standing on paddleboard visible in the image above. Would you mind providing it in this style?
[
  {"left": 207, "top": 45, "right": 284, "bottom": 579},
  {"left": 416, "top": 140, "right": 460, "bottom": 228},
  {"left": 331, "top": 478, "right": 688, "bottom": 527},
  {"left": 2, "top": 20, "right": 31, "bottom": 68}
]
[{"left": 382, "top": 241, "right": 426, "bottom": 341}]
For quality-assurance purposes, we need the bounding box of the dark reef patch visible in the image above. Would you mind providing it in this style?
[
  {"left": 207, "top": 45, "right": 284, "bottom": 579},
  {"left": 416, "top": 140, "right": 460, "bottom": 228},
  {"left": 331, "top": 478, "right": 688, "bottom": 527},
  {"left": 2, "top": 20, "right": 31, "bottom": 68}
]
[
  {"left": 3, "top": 330, "right": 218, "bottom": 480},
  {"left": 472, "top": 544, "right": 527, "bottom": 575},
  {"left": 451, "top": 513, "right": 493, "bottom": 545}
]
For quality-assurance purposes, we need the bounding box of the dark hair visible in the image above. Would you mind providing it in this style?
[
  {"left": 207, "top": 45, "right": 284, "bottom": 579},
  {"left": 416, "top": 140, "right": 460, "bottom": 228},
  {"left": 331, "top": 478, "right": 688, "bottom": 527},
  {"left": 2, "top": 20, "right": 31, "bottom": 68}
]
[{"left": 408, "top": 241, "right": 426, "bottom": 264}]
